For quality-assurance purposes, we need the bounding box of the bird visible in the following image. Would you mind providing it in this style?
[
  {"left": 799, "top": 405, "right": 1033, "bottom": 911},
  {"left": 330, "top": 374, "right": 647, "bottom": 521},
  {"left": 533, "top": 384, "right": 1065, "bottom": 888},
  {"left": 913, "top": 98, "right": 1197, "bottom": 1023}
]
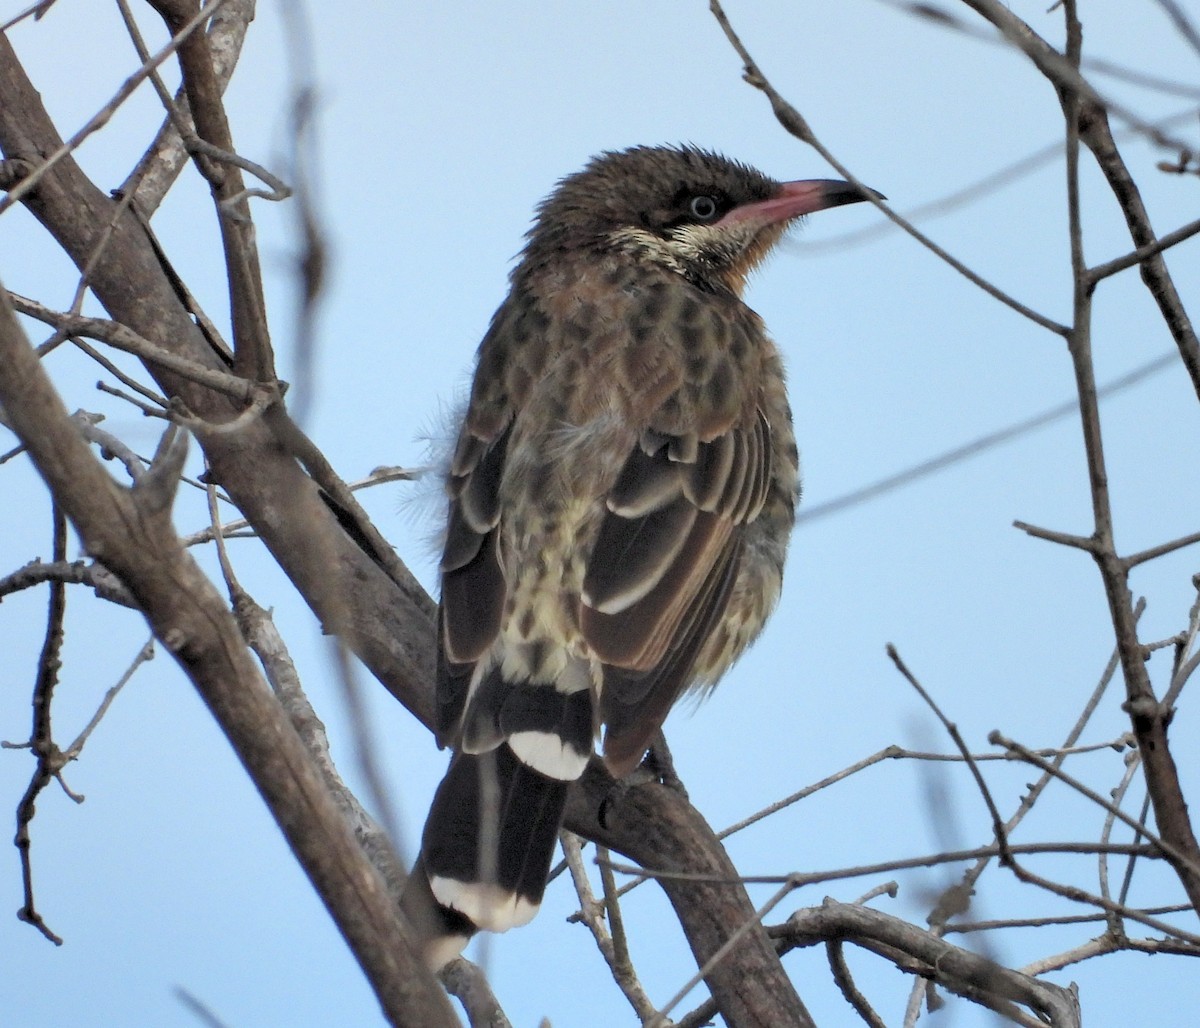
[{"left": 402, "top": 144, "right": 879, "bottom": 969}]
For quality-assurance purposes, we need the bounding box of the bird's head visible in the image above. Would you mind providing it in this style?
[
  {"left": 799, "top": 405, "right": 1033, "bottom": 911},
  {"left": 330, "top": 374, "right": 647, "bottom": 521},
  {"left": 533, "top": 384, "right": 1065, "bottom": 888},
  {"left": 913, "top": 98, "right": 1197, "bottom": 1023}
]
[{"left": 523, "top": 145, "right": 881, "bottom": 294}]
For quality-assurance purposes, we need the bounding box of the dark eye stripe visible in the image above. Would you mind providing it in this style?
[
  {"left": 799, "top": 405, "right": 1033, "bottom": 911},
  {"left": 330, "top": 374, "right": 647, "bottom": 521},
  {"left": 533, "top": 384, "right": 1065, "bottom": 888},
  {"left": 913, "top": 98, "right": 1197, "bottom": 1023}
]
[{"left": 647, "top": 189, "right": 736, "bottom": 238}]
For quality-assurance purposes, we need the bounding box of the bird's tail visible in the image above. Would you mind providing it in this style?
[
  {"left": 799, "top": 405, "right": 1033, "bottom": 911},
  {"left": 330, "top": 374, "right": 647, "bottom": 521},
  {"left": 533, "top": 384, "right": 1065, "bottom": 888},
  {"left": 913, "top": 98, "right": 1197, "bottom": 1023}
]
[
  {"left": 403, "top": 747, "right": 570, "bottom": 968},
  {"left": 403, "top": 675, "right": 593, "bottom": 969}
]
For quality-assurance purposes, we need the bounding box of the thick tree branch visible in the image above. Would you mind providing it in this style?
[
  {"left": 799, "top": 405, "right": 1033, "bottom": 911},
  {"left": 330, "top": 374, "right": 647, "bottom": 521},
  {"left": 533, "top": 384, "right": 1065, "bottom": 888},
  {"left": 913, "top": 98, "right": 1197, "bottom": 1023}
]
[
  {"left": 0, "top": 0, "right": 224, "bottom": 217},
  {"left": 146, "top": 0, "right": 274, "bottom": 382},
  {"left": 0, "top": 27, "right": 809, "bottom": 1025},
  {"left": 0, "top": 31, "right": 438, "bottom": 725},
  {"left": 566, "top": 766, "right": 816, "bottom": 1028},
  {"left": 122, "top": 0, "right": 255, "bottom": 213},
  {"left": 0, "top": 283, "right": 456, "bottom": 1027}
]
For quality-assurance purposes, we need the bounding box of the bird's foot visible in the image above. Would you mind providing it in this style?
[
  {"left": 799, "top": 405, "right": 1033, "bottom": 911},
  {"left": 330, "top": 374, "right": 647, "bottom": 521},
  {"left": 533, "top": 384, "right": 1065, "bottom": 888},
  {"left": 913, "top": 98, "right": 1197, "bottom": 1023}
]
[{"left": 641, "top": 729, "right": 688, "bottom": 798}]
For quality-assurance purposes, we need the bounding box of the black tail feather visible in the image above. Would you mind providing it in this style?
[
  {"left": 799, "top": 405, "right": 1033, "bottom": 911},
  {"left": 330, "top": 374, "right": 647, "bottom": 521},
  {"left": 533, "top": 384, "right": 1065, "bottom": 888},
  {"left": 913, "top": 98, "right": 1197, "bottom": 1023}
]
[{"left": 418, "top": 745, "right": 568, "bottom": 941}]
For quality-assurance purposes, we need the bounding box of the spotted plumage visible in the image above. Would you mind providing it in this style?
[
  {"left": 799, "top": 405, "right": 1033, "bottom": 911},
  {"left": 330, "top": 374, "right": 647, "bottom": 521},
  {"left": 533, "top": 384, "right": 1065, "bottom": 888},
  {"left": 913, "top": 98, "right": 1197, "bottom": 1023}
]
[{"left": 402, "top": 145, "right": 879, "bottom": 967}]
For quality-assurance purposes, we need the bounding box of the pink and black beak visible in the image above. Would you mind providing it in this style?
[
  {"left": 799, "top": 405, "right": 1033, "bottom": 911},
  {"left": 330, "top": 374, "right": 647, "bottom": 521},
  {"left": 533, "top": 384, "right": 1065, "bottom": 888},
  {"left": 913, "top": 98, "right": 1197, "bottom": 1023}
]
[{"left": 721, "top": 178, "right": 885, "bottom": 228}]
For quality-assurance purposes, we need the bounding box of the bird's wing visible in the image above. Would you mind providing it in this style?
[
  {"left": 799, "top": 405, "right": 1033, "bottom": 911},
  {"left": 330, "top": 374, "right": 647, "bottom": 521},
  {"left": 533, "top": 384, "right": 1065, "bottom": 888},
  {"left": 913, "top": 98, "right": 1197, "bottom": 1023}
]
[
  {"left": 436, "top": 418, "right": 511, "bottom": 744},
  {"left": 582, "top": 409, "right": 773, "bottom": 775},
  {"left": 435, "top": 292, "right": 537, "bottom": 746}
]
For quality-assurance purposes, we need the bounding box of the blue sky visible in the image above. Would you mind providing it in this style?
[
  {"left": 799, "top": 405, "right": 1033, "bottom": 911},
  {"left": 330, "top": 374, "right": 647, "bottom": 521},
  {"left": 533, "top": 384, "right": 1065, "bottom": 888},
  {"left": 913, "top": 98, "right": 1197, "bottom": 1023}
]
[{"left": 3, "top": 2, "right": 1199, "bottom": 1025}]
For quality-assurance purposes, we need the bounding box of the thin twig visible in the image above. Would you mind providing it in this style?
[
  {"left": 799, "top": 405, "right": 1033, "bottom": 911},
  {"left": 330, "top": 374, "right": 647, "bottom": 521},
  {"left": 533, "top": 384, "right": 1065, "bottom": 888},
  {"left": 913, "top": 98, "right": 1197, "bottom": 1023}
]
[
  {"left": 173, "top": 986, "right": 232, "bottom": 1028},
  {"left": 649, "top": 878, "right": 799, "bottom": 1028},
  {"left": 1021, "top": 931, "right": 1200, "bottom": 976},
  {"left": 61, "top": 638, "right": 155, "bottom": 763},
  {"left": 70, "top": 337, "right": 170, "bottom": 409},
  {"left": 0, "top": 0, "right": 231, "bottom": 216},
  {"left": 0, "top": 1, "right": 58, "bottom": 33},
  {"left": 1154, "top": 0, "right": 1200, "bottom": 57},
  {"left": 592, "top": 735, "right": 1134, "bottom": 911},
  {"left": 1123, "top": 529, "right": 1200, "bottom": 570},
  {"left": 9, "top": 294, "right": 262, "bottom": 403},
  {"left": 1087, "top": 215, "right": 1200, "bottom": 284},
  {"left": 1164, "top": 578, "right": 1200, "bottom": 707},
  {"left": 561, "top": 832, "right": 660, "bottom": 1023},
  {"left": 886, "top": 645, "right": 1011, "bottom": 862},
  {"left": 798, "top": 351, "right": 1176, "bottom": 524},
  {"left": 1118, "top": 794, "right": 1156, "bottom": 911},
  {"left": 599, "top": 839, "right": 1161, "bottom": 891},
  {"left": 828, "top": 940, "right": 887, "bottom": 1028},
  {"left": 799, "top": 107, "right": 1200, "bottom": 255},
  {"left": 1097, "top": 748, "right": 1143, "bottom": 930},
  {"left": 1012, "top": 520, "right": 1097, "bottom": 551},
  {"left": 707, "top": 0, "right": 1069, "bottom": 336},
  {"left": 946, "top": 902, "right": 1194, "bottom": 935},
  {"left": 991, "top": 731, "right": 1200, "bottom": 883},
  {"left": 95, "top": 381, "right": 171, "bottom": 419}
]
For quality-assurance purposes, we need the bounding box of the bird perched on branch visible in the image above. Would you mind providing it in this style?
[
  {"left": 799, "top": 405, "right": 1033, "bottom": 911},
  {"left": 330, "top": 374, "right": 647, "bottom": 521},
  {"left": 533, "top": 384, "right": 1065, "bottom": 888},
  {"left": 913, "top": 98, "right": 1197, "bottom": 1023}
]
[{"left": 402, "top": 144, "right": 879, "bottom": 968}]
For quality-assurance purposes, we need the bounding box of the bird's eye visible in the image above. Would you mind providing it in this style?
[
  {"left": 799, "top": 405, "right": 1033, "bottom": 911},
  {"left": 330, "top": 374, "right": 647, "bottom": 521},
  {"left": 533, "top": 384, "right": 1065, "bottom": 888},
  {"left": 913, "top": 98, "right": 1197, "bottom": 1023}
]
[{"left": 688, "top": 195, "right": 719, "bottom": 221}]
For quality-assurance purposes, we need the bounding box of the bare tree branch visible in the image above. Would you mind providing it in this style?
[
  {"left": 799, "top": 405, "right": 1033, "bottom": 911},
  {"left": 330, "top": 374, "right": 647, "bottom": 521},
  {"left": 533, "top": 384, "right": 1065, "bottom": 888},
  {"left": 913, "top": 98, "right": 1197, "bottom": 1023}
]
[
  {"left": 0, "top": 0, "right": 228, "bottom": 216},
  {"left": 0, "top": 282, "right": 457, "bottom": 1026},
  {"left": 438, "top": 958, "right": 515, "bottom": 1028},
  {"left": 122, "top": 0, "right": 255, "bottom": 213},
  {"left": 561, "top": 832, "right": 660, "bottom": 1024},
  {"left": 952, "top": 0, "right": 1200, "bottom": 404},
  {"left": 8, "top": 501, "right": 67, "bottom": 944},
  {"left": 779, "top": 900, "right": 1082, "bottom": 1027}
]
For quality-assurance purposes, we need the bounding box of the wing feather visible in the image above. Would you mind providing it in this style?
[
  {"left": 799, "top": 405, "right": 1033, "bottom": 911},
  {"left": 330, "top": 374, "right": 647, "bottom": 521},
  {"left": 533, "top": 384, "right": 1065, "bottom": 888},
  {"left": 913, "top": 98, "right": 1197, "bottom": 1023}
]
[
  {"left": 684, "top": 432, "right": 736, "bottom": 512},
  {"left": 439, "top": 423, "right": 513, "bottom": 728},
  {"left": 581, "top": 408, "right": 773, "bottom": 773},
  {"left": 600, "top": 538, "right": 743, "bottom": 776},
  {"left": 583, "top": 506, "right": 729, "bottom": 669},
  {"left": 605, "top": 441, "right": 684, "bottom": 518}
]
